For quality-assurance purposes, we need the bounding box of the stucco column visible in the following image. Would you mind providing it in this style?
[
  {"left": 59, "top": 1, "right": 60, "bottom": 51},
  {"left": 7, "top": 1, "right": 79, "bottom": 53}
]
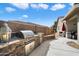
[
  {"left": 77, "top": 18, "right": 79, "bottom": 42},
  {"left": 64, "top": 21, "right": 68, "bottom": 38},
  {"left": 66, "top": 32, "right": 68, "bottom": 38}
]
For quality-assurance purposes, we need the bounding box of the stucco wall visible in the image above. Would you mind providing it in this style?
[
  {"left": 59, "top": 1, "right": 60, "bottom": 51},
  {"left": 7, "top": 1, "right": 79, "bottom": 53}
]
[{"left": 66, "top": 19, "right": 77, "bottom": 32}]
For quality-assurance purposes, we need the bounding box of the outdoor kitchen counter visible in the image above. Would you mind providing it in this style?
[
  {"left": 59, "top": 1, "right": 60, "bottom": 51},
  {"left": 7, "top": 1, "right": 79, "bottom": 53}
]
[
  {"left": 0, "top": 34, "right": 55, "bottom": 56},
  {"left": 0, "top": 39, "right": 21, "bottom": 49},
  {"left": 0, "top": 35, "right": 40, "bottom": 56},
  {"left": 0, "top": 39, "right": 25, "bottom": 56}
]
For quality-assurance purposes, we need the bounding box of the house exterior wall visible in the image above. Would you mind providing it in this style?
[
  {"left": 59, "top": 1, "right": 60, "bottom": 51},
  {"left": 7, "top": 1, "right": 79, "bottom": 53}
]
[
  {"left": 66, "top": 18, "right": 77, "bottom": 38},
  {"left": 56, "top": 17, "right": 65, "bottom": 37},
  {"left": 57, "top": 19, "right": 63, "bottom": 32},
  {"left": 63, "top": 4, "right": 79, "bottom": 40},
  {"left": 66, "top": 19, "right": 77, "bottom": 32}
]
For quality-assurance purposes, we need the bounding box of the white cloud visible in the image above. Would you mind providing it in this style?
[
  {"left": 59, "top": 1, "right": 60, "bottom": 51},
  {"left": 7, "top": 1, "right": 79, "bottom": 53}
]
[
  {"left": 11, "top": 3, "right": 29, "bottom": 9},
  {"left": 30, "top": 4, "right": 39, "bottom": 9},
  {"left": 50, "top": 4, "right": 65, "bottom": 11},
  {"left": 69, "top": 3, "right": 74, "bottom": 6},
  {"left": 5, "top": 7, "right": 16, "bottom": 12},
  {"left": 30, "top": 3, "right": 49, "bottom": 10},
  {"left": 38, "top": 4, "right": 49, "bottom": 9},
  {"left": 22, "top": 15, "right": 28, "bottom": 18}
]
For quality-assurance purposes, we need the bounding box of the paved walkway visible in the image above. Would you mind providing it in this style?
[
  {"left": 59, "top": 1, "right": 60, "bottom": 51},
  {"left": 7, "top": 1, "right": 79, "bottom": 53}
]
[
  {"left": 47, "top": 37, "right": 79, "bottom": 56},
  {"left": 29, "top": 40, "right": 52, "bottom": 56}
]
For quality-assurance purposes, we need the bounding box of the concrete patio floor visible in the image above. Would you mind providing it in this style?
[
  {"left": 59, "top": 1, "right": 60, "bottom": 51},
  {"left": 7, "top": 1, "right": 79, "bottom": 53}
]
[
  {"left": 47, "top": 37, "right": 79, "bottom": 56},
  {"left": 29, "top": 40, "right": 52, "bottom": 56},
  {"left": 29, "top": 37, "right": 79, "bottom": 56}
]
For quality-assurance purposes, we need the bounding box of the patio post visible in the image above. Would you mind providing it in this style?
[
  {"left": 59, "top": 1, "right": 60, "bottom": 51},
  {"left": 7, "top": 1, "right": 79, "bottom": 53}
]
[
  {"left": 77, "top": 16, "right": 79, "bottom": 42},
  {"left": 66, "top": 32, "right": 68, "bottom": 38},
  {"left": 64, "top": 21, "right": 68, "bottom": 38}
]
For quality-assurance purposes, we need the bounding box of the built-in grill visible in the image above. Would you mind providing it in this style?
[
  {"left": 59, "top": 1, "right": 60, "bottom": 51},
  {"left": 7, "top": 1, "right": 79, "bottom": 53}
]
[
  {"left": 11, "top": 30, "right": 35, "bottom": 39},
  {"left": 20, "top": 30, "right": 35, "bottom": 39}
]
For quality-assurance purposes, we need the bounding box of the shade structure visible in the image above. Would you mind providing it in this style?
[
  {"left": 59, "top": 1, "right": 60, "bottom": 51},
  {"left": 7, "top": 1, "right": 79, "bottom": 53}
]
[{"left": 62, "top": 23, "right": 66, "bottom": 31}]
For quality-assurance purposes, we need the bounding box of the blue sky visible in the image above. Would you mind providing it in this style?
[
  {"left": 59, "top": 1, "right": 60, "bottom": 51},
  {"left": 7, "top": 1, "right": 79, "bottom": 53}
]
[{"left": 0, "top": 3, "right": 73, "bottom": 27}]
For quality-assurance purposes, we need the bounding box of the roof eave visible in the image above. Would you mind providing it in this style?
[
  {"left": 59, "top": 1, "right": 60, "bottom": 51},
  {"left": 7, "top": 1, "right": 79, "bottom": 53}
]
[{"left": 63, "top": 5, "right": 79, "bottom": 20}]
